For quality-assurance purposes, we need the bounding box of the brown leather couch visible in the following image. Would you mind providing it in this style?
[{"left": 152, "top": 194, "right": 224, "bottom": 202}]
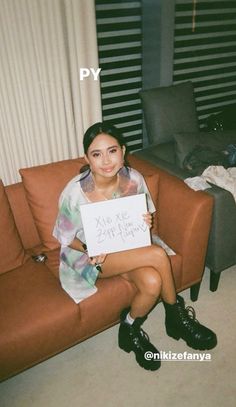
[{"left": 0, "top": 154, "right": 213, "bottom": 381}]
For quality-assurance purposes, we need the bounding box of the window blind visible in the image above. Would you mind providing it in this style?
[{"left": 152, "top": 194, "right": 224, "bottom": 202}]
[
  {"left": 173, "top": 0, "right": 236, "bottom": 128},
  {"left": 95, "top": 0, "right": 142, "bottom": 150}
]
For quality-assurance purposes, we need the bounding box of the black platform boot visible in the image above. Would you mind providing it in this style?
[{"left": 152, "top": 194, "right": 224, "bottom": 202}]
[
  {"left": 118, "top": 308, "right": 161, "bottom": 371},
  {"left": 163, "top": 295, "right": 217, "bottom": 350}
]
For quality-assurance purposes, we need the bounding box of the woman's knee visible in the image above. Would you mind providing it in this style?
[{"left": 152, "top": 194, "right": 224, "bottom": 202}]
[{"left": 134, "top": 267, "right": 162, "bottom": 297}]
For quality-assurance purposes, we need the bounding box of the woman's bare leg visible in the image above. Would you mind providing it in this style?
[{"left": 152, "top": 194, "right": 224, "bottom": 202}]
[
  {"left": 118, "top": 266, "right": 162, "bottom": 318},
  {"left": 99, "top": 245, "right": 176, "bottom": 318}
]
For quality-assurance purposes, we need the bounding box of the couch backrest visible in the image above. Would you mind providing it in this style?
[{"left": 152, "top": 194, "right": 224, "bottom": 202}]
[
  {"left": 2, "top": 156, "right": 160, "bottom": 256},
  {"left": 5, "top": 182, "right": 42, "bottom": 250},
  {"left": 140, "top": 81, "right": 199, "bottom": 145},
  {"left": 0, "top": 180, "right": 29, "bottom": 274},
  {"left": 19, "top": 158, "right": 87, "bottom": 250}
]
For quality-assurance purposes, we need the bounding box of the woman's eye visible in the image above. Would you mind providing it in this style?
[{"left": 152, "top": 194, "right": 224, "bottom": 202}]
[
  {"left": 109, "top": 148, "right": 118, "bottom": 154},
  {"left": 92, "top": 152, "right": 100, "bottom": 158}
]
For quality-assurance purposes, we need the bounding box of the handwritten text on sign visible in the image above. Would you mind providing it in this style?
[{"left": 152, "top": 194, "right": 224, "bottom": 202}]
[{"left": 80, "top": 194, "right": 151, "bottom": 256}]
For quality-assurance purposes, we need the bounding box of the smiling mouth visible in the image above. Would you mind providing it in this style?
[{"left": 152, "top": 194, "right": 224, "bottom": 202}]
[{"left": 101, "top": 167, "right": 114, "bottom": 172}]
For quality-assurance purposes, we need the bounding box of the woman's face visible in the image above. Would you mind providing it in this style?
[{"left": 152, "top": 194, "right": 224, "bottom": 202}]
[{"left": 85, "top": 133, "right": 125, "bottom": 179}]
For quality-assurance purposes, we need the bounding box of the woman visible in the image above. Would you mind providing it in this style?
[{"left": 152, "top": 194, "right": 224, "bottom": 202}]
[{"left": 53, "top": 122, "right": 217, "bottom": 371}]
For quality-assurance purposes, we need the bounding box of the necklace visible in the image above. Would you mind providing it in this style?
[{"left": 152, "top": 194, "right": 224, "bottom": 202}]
[{"left": 94, "top": 176, "right": 120, "bottom": 200}]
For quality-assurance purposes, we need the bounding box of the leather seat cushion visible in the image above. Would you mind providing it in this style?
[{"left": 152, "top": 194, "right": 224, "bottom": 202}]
[{"left": 0, "top": 259, "right": 80, "bottom": 380}]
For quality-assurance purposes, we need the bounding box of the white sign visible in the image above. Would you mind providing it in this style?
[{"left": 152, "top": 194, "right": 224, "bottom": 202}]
[{"left": 80, "top": 194, "right": 151, "bottom": 256}]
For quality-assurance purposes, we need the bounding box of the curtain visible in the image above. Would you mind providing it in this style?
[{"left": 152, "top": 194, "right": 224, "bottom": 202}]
[{"left": 0, "top": 0, "right": 102, "bottom": 185}]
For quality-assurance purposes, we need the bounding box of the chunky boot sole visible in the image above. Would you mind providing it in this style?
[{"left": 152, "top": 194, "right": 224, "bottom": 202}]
[
  {"left": 166, "top": 326, "right": 217, "bottom": 350},
  {"left": 119, "top": 334, "right": 161, "bottom": 371},
  {"left": 119, "top": 344, "right": 161, "bottom": 371}
]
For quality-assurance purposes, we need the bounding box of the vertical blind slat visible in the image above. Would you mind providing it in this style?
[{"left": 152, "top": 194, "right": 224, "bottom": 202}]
[
  {"left": 173, "top": 0, "right": 236, "bottom": 127},
  {"left": 95, "top": 1, "right": 142, "bottom": 151}
]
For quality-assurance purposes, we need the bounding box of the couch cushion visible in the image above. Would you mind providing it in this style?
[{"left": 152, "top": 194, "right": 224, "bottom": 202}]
[
  {"left": 0, "top": 180, "right": 26, "bottom": 274},
  {"left": 0, "top": 259, "right": 81, "bottom": 381},
  {"left": 173, "top": 132, "right": 199, "bottom": 168},
  {"left": 5, "top": 182, "right": 42, "bottom": 250},
  {"left": 140, "top": 81, "right": 198, "bottom": 145},
  {"left": 174, "top": 130, "right": 236, "bottom": 168},
  {"left": 19, "top": 158, "right": 86, "bottom": 250}
]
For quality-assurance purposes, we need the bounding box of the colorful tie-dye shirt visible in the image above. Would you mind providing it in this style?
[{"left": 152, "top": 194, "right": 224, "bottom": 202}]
[{"left": 53, "top": 166, "right": 156, "bottom": 303}]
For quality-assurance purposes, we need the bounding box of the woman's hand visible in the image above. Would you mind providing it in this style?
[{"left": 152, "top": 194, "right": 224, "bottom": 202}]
[
  {"left": 89, "top": 254, "right": 107, "bottom": 266},
  {"left": 143, "top": 212, "right": 153, "bottom": 229}
]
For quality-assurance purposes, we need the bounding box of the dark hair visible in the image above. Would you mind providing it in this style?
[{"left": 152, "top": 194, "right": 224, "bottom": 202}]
[
  {"left": 80, "top": 121, "right": 128, "bottom": 175},
  {"left": 83, "top": 121, "right": 126, "bottom": 154}
]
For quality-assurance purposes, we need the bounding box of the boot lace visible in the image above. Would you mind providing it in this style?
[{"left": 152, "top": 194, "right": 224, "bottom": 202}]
[
  {"left": 185, "top": 306, "right": 199, "bottom": 323},
  {"left": 178, "top": 304, "right": 200, "bottom": 327},
  {"left": 132, "top": 326, "right": 150, "bottom": 350}
]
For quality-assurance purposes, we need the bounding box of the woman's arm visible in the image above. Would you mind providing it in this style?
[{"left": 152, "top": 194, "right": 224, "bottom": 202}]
[{"left": 69, "top": 237, "right": 87, "bottom": 253}]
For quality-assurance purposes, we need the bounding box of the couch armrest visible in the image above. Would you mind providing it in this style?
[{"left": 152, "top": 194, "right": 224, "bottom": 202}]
[
  {"left": 206, "top": 184, "right": 236, "bottom": 272},
  {"left": 134, "top": 150, "right": 189, "bottom": 179},
  {"left": 157, "top": 166, "right": 213, "bottom": 287},
  {"left": 128, "top": 154, "right": 213, "bottom": 288}
]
